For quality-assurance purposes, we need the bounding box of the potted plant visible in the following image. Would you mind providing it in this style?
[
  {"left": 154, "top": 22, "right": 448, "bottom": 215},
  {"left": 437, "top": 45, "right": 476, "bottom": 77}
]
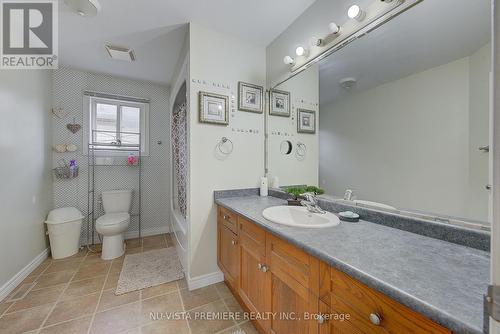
[
  {"left": 285, "top": 186, "right": 325, "bottom": 206},
  {"left": 286, "top": 187, "right": 306, "bottom": 206},
  {"left": 304, "top": 185, "right": 325, "bottom": 196}
]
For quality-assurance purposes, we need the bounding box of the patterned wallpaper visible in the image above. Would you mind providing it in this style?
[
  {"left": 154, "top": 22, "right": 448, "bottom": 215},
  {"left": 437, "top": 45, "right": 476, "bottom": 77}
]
[{"left": 51, "top": 67, "right": 171, "bottom": 244}]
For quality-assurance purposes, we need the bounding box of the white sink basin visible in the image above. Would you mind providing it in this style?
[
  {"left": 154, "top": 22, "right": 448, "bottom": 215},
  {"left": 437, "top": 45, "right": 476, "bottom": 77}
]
[{"left": 262, "top": 206, "right": 340, "bottom": 228}]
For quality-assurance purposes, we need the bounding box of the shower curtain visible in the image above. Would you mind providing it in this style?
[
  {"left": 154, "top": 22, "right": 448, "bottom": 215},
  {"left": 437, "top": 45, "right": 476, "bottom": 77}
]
[{"left": 172, "top": 102, "right": 187, "bottom": 219}]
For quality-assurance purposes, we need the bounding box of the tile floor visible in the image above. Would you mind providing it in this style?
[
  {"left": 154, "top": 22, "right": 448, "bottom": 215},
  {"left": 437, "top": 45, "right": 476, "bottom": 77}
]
[{"left": 0, "top": 234, "right": 258, "bottom": 334}]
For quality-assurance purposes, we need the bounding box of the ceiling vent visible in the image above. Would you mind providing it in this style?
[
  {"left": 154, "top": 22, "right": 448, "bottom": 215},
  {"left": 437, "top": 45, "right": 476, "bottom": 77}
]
[
  {"left": 105, "top": 44, "right": 136, "bottom": 62},
  {"left": 64, "top": 0, "right": 101, "bottom": 17},
  {"left": 339, "top": 77, "right": 357, "bottom": 90}
]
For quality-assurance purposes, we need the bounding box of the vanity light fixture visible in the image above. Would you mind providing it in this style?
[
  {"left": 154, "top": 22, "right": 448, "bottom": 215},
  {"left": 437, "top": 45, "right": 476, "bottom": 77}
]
[
  {"left": 295, "top": 46, "right": 308, "bottom": 57},
  {"left": 283, "top": 56, "right": 295, "bottom": 65},
  {"left": 348, "top": 5, "right": 366, "bottom": 21},
  {"left": 328, "top": 22, "right": 341, "bottom": 34},
  {"left": 309, "top": 37, "right": 324, "bottom": 47}
]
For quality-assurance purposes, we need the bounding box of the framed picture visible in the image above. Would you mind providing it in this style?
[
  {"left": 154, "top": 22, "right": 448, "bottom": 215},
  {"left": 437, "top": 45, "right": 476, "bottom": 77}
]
[
  {"left": 238, "top": 82, "right": 264, "bottom": 113},
  {"left": 297, "top": 109, "right": 316, "bottom": 134},
  {"left": 269, "top": 89, "right": 290, "bottom": 117},
  {"left": 199, "top": 91, "right": 229, "bottom": 125}
]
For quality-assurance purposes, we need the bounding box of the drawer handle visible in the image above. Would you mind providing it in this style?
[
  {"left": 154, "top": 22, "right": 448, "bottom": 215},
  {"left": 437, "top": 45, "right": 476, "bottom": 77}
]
[
  {"left": 257, "top": 263, "right": 269, "bottom": 272},
  {"left": 369, "top": 313, "right": 381, "bottom": 326},
  {"left": 317, "top": 314, "right": 326, "bottom": 324}
]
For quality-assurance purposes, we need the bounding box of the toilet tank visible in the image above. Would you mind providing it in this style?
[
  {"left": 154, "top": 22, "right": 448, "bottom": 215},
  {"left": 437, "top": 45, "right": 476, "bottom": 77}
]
[{"left": 102, "top": 190, "right": 133, "bottom": 213}]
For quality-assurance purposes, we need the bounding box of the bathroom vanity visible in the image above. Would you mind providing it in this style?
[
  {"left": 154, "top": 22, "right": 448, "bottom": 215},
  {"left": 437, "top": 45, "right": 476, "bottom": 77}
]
[{"left": 215, "top": 192, "right": 489, "bottom": 334}]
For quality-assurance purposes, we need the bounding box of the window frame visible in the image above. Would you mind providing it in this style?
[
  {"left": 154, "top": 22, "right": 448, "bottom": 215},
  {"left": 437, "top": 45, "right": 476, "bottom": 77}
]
[{"left": 84, "top": 95, "right": 150, "bottom": 156}]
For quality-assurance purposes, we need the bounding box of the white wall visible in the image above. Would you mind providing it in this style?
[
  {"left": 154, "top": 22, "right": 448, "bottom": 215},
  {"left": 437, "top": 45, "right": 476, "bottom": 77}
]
[
  {"left": 0, "top": 70, "right": 52, "bottom": 289},
  {"left": 320, "top": 46, "right": 490, "bottom": 222},
  {"left": 52, "top": 68, "right": 171, "bottom": 242},
  {"left": 468, "top": 44, "right": 491, "bottom": 220},
  {"left": 169, "top": 28, "right": 190, "bottom": 273},
  {"left": 268, "top": 65, "right": 319, "bottom": 187},
  {"left": 188, "top": 23, "right": 266, "bottom": 279}
]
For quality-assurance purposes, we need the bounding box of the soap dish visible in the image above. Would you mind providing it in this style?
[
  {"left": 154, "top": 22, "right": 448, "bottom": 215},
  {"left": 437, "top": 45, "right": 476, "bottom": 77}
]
[{"left": 339, "top": 211, "right": 360, "bottom": 222}]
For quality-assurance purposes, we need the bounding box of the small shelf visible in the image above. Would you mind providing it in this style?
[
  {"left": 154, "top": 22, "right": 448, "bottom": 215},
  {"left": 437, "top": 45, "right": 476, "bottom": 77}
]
[
  {"left": 53, "top": 166, "right": 79, "bottom": 180},
  {"left": 90, "top": 164, "right": 140, "bottom": 167}
]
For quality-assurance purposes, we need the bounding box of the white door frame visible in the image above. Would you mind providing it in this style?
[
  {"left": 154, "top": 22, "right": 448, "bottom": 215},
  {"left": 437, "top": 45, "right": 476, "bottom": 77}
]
[{"left": 491, "top": 0, "right": 500, "bottom": 333}]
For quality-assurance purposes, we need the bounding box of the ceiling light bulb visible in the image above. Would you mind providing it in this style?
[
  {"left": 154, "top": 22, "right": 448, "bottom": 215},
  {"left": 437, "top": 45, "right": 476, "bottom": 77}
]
[
  {"left": 328, "top": 22, "right": 341, "bottom": 34},
  {"left": 283, "top": 56, "right": 295, "bottom": 65},
  {"left": 295, "top": 46, "right": 308, "bottom": 57},
  {"left": 348, "top": 5, "right": 365, "bottom": 21}
]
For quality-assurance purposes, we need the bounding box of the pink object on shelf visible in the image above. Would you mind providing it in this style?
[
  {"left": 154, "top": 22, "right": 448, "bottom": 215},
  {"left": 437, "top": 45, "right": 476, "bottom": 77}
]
[{"left": 127, "top": 154, "right": 138, "bottom": 166}]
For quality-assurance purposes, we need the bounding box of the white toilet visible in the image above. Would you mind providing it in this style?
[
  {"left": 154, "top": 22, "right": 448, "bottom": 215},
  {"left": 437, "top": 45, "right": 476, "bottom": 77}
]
[{"left": 96, "top": 189, "right": 133, "bottom": 260}]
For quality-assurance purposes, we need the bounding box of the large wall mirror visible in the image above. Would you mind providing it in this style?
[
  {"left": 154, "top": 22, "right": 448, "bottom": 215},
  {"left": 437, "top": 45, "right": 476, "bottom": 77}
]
[{"left": 266, "top": 0, "right": 491, "bottom": 228}]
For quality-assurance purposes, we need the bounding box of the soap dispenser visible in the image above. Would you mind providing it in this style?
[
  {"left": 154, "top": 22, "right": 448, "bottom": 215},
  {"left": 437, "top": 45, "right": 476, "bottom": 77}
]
[{"left": 260, "top": 176, "right": 268, "bottom": 197}]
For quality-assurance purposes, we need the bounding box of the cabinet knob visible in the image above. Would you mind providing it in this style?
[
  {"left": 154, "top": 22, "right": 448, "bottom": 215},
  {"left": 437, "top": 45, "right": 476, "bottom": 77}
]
[
  {"left": 223, "top": 215, "right": 228, "bottom": 220},
  {"left": 257, "top": 263, "right": 262, "bottom": 270},
  {"left": 261, "top": 265, "right": 269, "bottom": 273},
  {"left": 317, "top": 314, "right": 326, "bottom": 324},
  {"left": 231, "top": 240, "right": 237, "bottom": 246},
  {"left": 369, "top": 313, "right": 381, "bottom": 326}
]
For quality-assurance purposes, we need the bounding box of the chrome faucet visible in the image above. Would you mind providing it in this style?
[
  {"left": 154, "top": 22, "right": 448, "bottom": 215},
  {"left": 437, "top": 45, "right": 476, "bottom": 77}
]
[
  {"left": 301, "top": 192, "right": 326, "bottom": 214},
  {"left": 344, "top": 189, "right": 353, "bottom": 201}
]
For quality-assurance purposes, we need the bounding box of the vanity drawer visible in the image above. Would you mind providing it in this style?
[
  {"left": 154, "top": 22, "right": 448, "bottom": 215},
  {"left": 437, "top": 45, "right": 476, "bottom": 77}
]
[
  {"left": 219, "top": 206, "right": 238, "bottom": 234},
  {"left": 329, "top": 267, "right": 450, "bottom": 334},
  {"left": 239, "top": 216, "right": 266, "bottom": 256}
]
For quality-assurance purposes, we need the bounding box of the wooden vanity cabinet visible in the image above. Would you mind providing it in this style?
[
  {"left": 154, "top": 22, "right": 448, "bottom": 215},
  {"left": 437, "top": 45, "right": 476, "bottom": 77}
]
[
  {"left": 265, "top": 234, "right": 319, "bottom": 334},
  {"left": 217, "top": 207, "right": 239, "bottom": 289},
  {"left": 216, "top": 205, "right": 451, "bottom": 334},
  {"left": 239, "top": 216, "right": 268, "bottom": 331}
]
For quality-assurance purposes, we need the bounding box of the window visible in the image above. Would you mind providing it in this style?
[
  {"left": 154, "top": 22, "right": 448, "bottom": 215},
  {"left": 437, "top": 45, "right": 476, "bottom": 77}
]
[{"left": 86, "top": 96, "right": 149, "bottom": 155}]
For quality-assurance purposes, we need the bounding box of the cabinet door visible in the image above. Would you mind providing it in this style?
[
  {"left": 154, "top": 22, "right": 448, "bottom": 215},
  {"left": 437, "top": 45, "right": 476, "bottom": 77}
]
[
  {"left": 239, "top": 217, "right": 267, "bottom": 331},
  {"left": 266, "top": 235, "right": 319, "bottom": 334},
  {"left": 219, "top": 224, "right": 239, "bottom": 289}
]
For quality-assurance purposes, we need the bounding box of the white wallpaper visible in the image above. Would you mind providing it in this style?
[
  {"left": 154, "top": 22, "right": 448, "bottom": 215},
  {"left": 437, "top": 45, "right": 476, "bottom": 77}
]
[{"left": 51, "top": 67, "right": 171, "bottom": 244}]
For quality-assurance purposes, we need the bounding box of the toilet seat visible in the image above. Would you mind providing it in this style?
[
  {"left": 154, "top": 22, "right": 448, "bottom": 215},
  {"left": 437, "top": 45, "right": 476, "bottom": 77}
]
[
  {"left": 96, "top": 213, "right": 130, "bottom": 226},
  {"left": 96, "top": 213, "right": 130, "bottom": 237}
]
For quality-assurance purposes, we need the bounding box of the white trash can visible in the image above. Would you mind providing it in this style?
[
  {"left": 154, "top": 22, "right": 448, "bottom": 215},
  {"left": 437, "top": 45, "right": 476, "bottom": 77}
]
[{"left": 45, "top": 207, "right": 84, "bottom": 259}]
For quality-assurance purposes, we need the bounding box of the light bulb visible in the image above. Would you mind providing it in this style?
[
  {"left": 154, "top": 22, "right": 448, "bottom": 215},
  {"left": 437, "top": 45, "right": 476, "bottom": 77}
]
[
  {"left": 283, "top": 56, "right": 295, "bottom": 65},
  {"left": 328, "top": 22, "right": 341, "bottom": 34},
  {"left": 295, "top": 46, "right": 308, "bottom": 57},
  {"left": 348, "top": 5, "right": 365, "bottom": 21}
]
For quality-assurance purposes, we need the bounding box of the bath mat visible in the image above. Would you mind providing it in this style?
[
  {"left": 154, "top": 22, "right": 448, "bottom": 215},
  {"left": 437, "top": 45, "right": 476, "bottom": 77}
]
[{"left": 115, "top": 247, "right": 184, "bottom": 295}]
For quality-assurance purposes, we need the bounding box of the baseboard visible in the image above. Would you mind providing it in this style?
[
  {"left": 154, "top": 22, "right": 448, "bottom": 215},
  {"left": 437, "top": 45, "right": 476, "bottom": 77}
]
[
  {"left": 124, "top": 226, "right": 170, "bottom": 239},
  {"left": 0, "top": 248, "right": 50, "bottom": 302},
  {"left": 187, "top": 270, "right": 224, "bottom": 291},
  {"left": 81, "top": 226, "right": 171, "bottom": 246}
]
